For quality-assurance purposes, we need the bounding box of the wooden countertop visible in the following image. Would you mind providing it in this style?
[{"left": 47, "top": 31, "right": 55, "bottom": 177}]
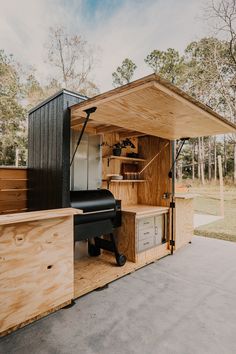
[
  {"left": 175, "top": 193, "right": 195, "bottom": 199},
  {"left": 0, "top": 208, "right": 82, "bottom": 226},
  {"left": 122, "top": 204, "right": 169, "bottom": 216}
]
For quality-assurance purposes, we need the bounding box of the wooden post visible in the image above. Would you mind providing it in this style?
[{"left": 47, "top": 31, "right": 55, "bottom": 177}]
[{"left": 218, "top": 155, "right": 224, "bottom": 217}]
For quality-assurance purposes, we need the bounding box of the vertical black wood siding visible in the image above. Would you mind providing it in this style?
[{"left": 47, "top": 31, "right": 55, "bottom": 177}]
[{"left": 28, "top": 91, "right": 85, "bottom": 211}]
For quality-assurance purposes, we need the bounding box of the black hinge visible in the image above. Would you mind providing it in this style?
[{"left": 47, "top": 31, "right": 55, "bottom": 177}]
[
  {"left": 169, "top": 240, "right": 175, "bottom": 246},
  {"left": 170, "top": 202, "right": 175, "bottom": 208}
]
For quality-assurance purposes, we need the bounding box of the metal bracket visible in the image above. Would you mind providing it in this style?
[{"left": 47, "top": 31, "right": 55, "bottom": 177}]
[
  {"left": 169, "top": 240, "right": 175, "bottom": 247},
  {"left": 70, "top": 106, "right": 97, "bottom": 166},
  {"left": 170, "top": 201, "right": 175, "bottom": 208},
  {"left": 168, "top": 138, "right": 189, "bottom": 178}
]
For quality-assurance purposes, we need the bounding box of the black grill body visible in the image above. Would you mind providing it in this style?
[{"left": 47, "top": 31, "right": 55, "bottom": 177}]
[{"left": 71, "top": 189, "right": 126, "bottom": 266}]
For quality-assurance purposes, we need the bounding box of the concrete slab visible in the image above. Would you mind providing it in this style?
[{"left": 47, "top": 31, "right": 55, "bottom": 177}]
[
  {"left": 194, "top": 213, "right": 223, "bottom": 228},
  {"left": 1, "top": 236, "right": 236, "bottom": 354}
]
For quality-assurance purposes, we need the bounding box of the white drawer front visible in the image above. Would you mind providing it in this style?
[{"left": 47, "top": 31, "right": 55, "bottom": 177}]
[
  {"left": 138, "top": 217, "right": 154, "bottom": 230},
  {"left": 138, "top": 237, "right": 155, "bottom": 252},
  {"left": 154, "top": 231, "right": 162, "bottom": 245},
  {"left": 138, "top": 227, "right": 155, "bottom": 241},
  {"left": 155, "top": 215, "right": 163, "bottom": 245}
]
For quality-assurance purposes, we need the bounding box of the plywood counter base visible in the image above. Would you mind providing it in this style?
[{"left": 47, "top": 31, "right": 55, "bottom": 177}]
[
  {"left": 74, "top": 243, "right": 170, "bottom": 299},
  {"left": 0, "top": 208, "right": 78, "bottom": 336}
]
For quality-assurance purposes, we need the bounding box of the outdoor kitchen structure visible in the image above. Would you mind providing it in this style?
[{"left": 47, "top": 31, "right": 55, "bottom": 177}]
[{"left": 1, "top": 74, "right": 236, "bottom": 336}]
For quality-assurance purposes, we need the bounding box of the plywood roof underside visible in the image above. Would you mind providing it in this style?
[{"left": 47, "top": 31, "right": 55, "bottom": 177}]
[{"left": 70, "top": 74, "right": 236, "bottom": 140}]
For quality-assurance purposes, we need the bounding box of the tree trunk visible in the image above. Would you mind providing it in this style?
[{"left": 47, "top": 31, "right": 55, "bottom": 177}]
[
  {"left": 198, "top": 138, "right": 201, "bottom": 180},
  {"left": 208, "top": 137, "right": 211, "bottom": 181},
  {"left": 234, "top": 143, "right": 236, "bottom": 184},
  {"left": 199, "top": 137, "right": 205, "bottom": 185},
  {"left": 192, "top": 142, "right": 195, "bottom": 181},
  {"left": 223, "top": 135, "right": 227, "bottom": 176},
  {"left": 214, "top": 137, "right": 217, "bottom": 181},
  {"left": 179, "top": 160, "right": 183, "bottom": 182},
  {"left": 15, "top": 148, "right": 19, "bottom": 167}
]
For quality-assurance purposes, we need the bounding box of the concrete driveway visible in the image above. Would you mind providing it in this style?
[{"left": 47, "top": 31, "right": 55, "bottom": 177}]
[{"left": 1, "top": 236, "right": 236, "bottom": 354}]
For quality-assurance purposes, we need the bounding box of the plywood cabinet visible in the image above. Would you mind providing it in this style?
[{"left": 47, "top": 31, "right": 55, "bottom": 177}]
[
  {"left": 174, "top": 195, "right": 194, "bottom": 250},
  {"left": 117, "top": 205, "right": 169, "bottom": 262},
  {"left": 0, "top": 208, "right": 78, "bottom": 336}
]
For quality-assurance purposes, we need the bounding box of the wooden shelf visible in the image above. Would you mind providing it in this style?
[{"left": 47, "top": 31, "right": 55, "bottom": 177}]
[
  {"left": 103, "top": 155, "right": 146, "bottom": 163},
  {"left": 108, "top": 179, "right": 146, "bottom": 183}
]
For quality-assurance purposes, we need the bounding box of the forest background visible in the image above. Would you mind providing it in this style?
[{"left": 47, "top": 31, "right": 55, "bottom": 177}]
[{"left": 1, "top": 0, "right": 236, "bottom": 187}]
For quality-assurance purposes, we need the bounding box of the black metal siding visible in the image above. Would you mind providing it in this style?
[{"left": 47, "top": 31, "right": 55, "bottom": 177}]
[{"left": 28, "top": 91, "right": 85, "bottom": 211}]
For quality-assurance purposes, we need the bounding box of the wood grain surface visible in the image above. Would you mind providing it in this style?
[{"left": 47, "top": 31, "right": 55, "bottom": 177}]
[
  {"left": 0, "top": 215, "right": 74, "bottom": 335},
  {"left": 175, "top": 198, "right": 194, "bottom": 250},
  {"left": 0, "top": 168, "right": 28, "bottom": 214},
  {"left": 70, "top": 74, "right": 236, "bottom": 139}
]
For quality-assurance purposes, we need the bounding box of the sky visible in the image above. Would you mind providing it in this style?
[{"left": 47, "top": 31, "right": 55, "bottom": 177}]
[{"left": 0, "top": 0, "right": 209, "bottom": 92}]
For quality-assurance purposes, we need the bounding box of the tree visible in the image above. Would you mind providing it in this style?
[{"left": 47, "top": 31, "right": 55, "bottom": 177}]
[
  {"left": 0, "top": 50, "right": 27, "bottom": 166},
  {"left": 46, "top": 26, "right": 99, "bottom": 96},
  {"left": 205, "top": 0, "right": 236, "bottom": 183},
  {"left": 112, "top": 58, "right": 137, "bottom": 87},
  {"left": 24, "top": 73, "right": 62, "bottom": 110},
  {"left": 144, "top": 48, "right": 184, "bottom": 84},
  {"left": 24, "top": 72, "right": 45, "bottom": 109}
]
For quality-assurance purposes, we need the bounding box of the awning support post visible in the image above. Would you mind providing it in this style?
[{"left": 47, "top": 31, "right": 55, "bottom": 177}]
[
  {"left": 169, "top": 138, "right": 189, "bottom": 254},
  {"left": 70, "top": 107, "right": 97, "bottom": 166}
]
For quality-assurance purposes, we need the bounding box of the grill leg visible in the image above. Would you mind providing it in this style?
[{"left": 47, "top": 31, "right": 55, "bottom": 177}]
[
  {"left": 88, "top": 239, "right": 101, "bottom": 257},
  {"left": 93, "top": 234, "right": 127, "bottom": 266},
  {"left": 109, "top": 233, "right": 126, "bottom": 267}
]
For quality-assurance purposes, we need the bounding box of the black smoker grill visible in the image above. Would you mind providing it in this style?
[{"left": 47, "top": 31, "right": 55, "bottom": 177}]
[{"left": 70, "top": 189, "right": 126, "bottom": 266}]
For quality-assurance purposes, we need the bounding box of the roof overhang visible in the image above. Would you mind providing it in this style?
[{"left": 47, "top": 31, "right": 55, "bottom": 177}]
[{"left": 70, "top": 74, "right": 236, "bottom": 140}]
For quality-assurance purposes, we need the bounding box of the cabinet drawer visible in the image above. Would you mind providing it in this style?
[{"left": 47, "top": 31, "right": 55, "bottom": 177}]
[
  {"left": 138, "top": 227, "right": 155, "bottom": 241},
  {"left": 155, "top": 215, "right": 164, "bottom": 245},
  {"left": 138, "top": 237, "right": 155, "bottom": 252},
  {"left": 138, "top": 217, "right": 154, "bottom": 230}
]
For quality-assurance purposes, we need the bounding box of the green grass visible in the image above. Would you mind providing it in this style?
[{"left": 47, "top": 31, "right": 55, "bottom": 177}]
[{"left": 190, "top": 184, "right": 236, "bottom": 242}]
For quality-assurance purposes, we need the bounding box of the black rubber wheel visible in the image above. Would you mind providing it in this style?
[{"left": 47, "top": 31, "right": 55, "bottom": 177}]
[
  {"left": 88, "top": 243, "right": 101, "bottom": 257},
  {"left": 116, "top": 254, "right": 127, "bottom": 266}
]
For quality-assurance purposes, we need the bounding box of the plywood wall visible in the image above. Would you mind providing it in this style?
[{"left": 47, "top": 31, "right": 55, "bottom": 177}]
[
  {"left": 0, "top": 167, "right": 28, "bottom": 214},
  {"left": 137, "top": 136, "right": 171, "bottom": 207},
  {"left": 0, "top": 215, "right": 74, "bottom": 335},
  {"left": 101, "top": 134, "right": 171, "bottom": 207},
  {"left": 175, "top": 198, "right": 193, "bottom": 249},
  {"left": 102, "top": 133, "right": 138, "bottom": 205}
]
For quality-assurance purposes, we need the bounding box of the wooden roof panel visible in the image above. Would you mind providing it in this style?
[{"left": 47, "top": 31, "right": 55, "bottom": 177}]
[{"left": 70, "top": 74, "right": 236, "bottom": 140}]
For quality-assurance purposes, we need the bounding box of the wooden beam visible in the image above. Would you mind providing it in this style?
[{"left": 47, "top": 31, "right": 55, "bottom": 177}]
[
  {"left": 0, "top": 168, "right": 27, "bottom": 179},
  {"left": 119, "top": 131, "right": 146, "bottom": 139},
  {"left": 96, "top": 125, "right": 125, "bottom": 134},
  {"left": 71, "top": 117, "right": 87, "bottom": 126}
]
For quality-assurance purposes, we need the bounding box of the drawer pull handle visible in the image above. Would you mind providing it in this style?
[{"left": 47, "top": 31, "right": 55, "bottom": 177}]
[
  {"left": 143, "top": 242, "right": 149, "bottom": 245},
  {"left": 144, "top": 232, "right": 149, "bottom": 235},
  {"left": 144, "top": 222, "right": 149, "bottom": 225}
]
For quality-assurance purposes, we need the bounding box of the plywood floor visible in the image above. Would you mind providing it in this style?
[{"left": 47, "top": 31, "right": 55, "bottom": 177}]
[{"left": 74, "top": 244, "right": 170, "bottom": 299}]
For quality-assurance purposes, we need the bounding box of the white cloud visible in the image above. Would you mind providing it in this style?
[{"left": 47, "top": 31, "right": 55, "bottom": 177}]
[{"left": 0, "top": 0, "right": 208, "bottom": 92}]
